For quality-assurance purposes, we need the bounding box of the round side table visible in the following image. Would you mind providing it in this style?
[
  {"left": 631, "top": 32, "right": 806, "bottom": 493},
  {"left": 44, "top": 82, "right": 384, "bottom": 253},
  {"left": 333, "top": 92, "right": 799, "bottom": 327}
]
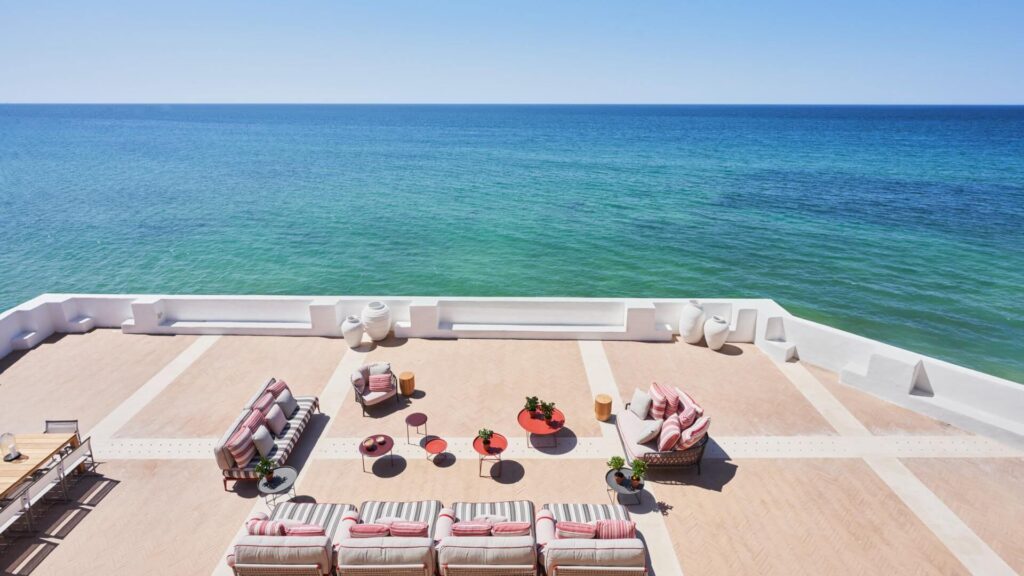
[
  {"left": 605, "top": 467, "right": 644, "bottom": 505},
  {"left": 359, "top": 434, "right": 395, "bottom": 472},
  {"left": 472, "top": 433, "right": 507, "bottom": 478},
  {"left": 399, "top": 371, "right": 416, "bottom": 397},
  {"left": 423, "top": 436, "right": 447, "bottom": 463},
  {"left": 405, "top": 412, "right": 428, "bottom": 444},
  {"left": 258, "top": 466, "right": 298, "bottom": 507},
  {"left": 595, "top": 394, "right": 613, "bottom": 421}
]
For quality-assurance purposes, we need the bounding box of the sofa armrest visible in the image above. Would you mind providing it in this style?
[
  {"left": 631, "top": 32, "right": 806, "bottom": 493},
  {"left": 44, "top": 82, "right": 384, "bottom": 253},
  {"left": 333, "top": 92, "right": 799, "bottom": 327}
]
[
  {"left": 536, "top": 510, "right": 555, "bottom": 546},
  {"left": 434, "top": 508, "right": 456, "bottom": 541}
]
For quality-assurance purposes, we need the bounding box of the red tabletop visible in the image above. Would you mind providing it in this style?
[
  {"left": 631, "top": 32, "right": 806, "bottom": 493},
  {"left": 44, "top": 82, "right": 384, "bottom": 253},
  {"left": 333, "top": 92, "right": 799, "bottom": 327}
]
[
  {"left": 405, "top": 412, "right": 428, "bottom": 427},
  {"left": 517, "top": 408, "right": 565, "bottom": 435},
  {"left": 358, "top": 434, "right": 394, "bottom": 457},
  {"left": 424, "top": 437, "right": 447, "bottom": 455},
  {"left": 472, "top": 432, "right": 508, "bottom": 456}
]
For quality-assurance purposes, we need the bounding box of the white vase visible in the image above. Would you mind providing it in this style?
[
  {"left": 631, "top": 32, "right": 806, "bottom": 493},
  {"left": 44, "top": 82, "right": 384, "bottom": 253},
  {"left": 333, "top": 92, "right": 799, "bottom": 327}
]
[
  {"left": 703, "top": 315, "right": 730, "bottom": 351},
  {"left": 340, "top": 315, "right": 365, "bottom": 348},
  {"left": 361, "top": 301, "right": 392, "bottom": 342},
  {"left": 679, "top": 300, "right": 706, "bottom": 344}
]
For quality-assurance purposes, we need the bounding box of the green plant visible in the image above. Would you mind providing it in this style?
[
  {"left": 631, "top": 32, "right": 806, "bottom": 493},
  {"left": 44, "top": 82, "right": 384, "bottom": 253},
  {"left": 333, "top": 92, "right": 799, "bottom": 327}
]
[
  {"left": 630, "top": 459, "right": 647, "bottom": 480},
  {"left": 525, "top": 396, "right": 539, "bottom": 411},
  {"left": 540, "top": 401, "right": 556, "bottom": 420},
  {"left": 254, "top": 456, "right": 275, "bottom": 478},
  {"left": 477, "top": 428, "right": 494, "bottom": 442},
  {"left": 607, "top": 456, "right": 625, "bottom": 471}
]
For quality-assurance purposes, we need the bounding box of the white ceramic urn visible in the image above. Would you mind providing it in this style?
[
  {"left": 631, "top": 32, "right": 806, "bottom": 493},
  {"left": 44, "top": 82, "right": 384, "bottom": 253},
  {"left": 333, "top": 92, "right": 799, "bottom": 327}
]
[
  {"left": 679, "top": 300, "right": 706, "bottom": 344},
  {"left": 340, "top": 315, "right": 365, "bottom": 348},
  {"left": 703, "top": 315, "right": 730, "bottom": 351},
  {"left": 361, "top": 301, "right": 392, "bottom": 342}
]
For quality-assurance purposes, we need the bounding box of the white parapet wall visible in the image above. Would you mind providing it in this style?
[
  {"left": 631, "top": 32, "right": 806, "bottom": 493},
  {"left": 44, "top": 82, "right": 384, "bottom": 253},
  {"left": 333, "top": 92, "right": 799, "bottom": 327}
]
[{"left": 0, "top": 293, "right": 1021, "bottom": 441}]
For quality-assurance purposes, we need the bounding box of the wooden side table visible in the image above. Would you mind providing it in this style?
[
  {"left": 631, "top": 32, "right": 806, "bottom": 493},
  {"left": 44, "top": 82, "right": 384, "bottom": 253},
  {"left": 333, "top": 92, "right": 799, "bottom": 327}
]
[
  {"left": 399, "top": 371, "right": 416, "bottom": 397},
  {"left": 595, "top": 394, "right": 613, "bottom": 421}
]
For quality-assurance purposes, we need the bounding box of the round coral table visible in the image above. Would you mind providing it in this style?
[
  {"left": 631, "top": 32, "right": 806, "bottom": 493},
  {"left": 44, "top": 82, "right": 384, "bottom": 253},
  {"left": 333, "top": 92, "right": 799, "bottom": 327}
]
[
  {"left": 517, "top": 408, "right": 565, "bottom": 448},
  {"left": 594, "top": 394, "right": 613, "bottom": 421},
  {"left": 399, "top": 371, "right": 416, "bottom": 397},
  {"left": 472, "top": 432, "right": 507, "bottom": 478},
  {"left": 423, "top": 436, "right": 447, "bottom": 463}
]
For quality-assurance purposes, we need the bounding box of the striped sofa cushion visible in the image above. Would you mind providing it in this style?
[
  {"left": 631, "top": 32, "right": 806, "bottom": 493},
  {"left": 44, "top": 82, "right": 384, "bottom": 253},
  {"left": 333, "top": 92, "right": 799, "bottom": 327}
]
[
  {"left": 648, "top": 382, "right": 669, "bottom": 419},
  {"left": 367, "top": 373, "right": 393, "bottom": 392},
  {"left": 556, "top": 521, "right": 597, "bottom": 539},
  {"left": 451, "top": 521, "right": 493, "bottom": 537},
  {"left": 241, "top": 409, "right": 265, "bottom": 432},
  {"left": 359, "top": 500, "right": 443, "bottom": 538},
  {"left": 285, "top": 524, "right": 327, "bottom": 537},
  {"left": 390, "top": 521, "right": 429, "bottom": 538},
  {"left": 679, "top": 416, "right": 711, "bottom": 450},
  {"left": 267, "top": 379, "right": 289, "bottom": 397},
  {"left": 350, "top": 524, "right": 390, "bottom": 538},
  {"left": 224, "top": 396, "right": 319, "bottom": 479},
  {"left": 246, "top": 519, "right": 286, "bottom": 536},
  {"left": 492, "top": 521, "right": 532, "bottom": 536},
  {"left": 271, "top": 501, "right": 357, "bottom": 543},
  {"left": 658, "top": 413, "right": 683, "bottom": 451},
  {"left": 226, "top": 428, "right": 256, "bottom": 468},
  {"left": 595, "top": 519, "right": 636, "bottom": 539},
  {"left": 544, "top": 503, "right": 631, "bottom": 524},
  {"left": 660, "top": 383, "right": 680, "bottom": 414},
  {"left": 452, "top": 501, "right": 535, "bottom": 524},
  {"left": 677, "top": 387, "right": 704, "bottom": 416},
  {"left": 252, "top": 392, "right": 275, "bottom": 414}
]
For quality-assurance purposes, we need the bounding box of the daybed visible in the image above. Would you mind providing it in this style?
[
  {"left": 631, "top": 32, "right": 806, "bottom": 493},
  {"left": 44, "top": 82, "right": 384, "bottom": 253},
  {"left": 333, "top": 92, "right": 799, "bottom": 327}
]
[
  {"left": 615, "top": 383, "right": 710, "bottom": 473},
  {"left": 435, "top": 500, "right": 538, "bottom": 576},
  {"left": 538, "top": 503, "right": 647, "bottom": 576}
]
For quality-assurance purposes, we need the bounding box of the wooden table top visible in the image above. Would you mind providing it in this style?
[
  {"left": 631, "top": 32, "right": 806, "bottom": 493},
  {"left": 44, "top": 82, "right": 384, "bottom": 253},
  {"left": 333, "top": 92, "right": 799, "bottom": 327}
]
[{"left": 0, "top": 433, "right": 76, "bottom": 499}]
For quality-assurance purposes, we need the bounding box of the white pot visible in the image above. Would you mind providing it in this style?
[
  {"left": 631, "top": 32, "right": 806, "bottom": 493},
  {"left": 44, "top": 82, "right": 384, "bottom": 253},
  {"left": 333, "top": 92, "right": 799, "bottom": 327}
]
[
  {"left": 679, "top": 300, "right": 706, "bottom": 344},
  {"left": 703, "top": 315, "right": 730, "bottom": 351},
  {"left": 361, "top": 301, "right": 392, "bottom": 342},
  {"left": 340, "top": 315, "right": 365, "bottom": 348}
]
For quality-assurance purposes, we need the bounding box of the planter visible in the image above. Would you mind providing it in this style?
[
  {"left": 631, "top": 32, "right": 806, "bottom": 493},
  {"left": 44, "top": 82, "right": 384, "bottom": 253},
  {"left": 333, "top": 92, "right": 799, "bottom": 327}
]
[
  {"left": 703, "top": 315, "right": 729, "bottom": 351},
  {"left": 361, "top": 301, "right": 392, "bottom": 342},
  {"left": 614, "top": 471, "right": 626, "bottom": 485},
  {"left": 630, "top": 477, "right": 642, "bottom": 490},
  {"left": 679, "top": 300, "right": 706, "bottom": 344},
  {"left": 340, "top": 315, "right": 365, "bottom": 348}
]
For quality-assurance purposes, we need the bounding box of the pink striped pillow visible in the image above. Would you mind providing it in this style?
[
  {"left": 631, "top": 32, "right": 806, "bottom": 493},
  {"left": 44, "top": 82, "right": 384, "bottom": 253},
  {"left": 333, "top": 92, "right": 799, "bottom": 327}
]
[
  {"left": 556, "top": 521, "right": 597, "bottom": 539},
  {"left": 660, "top": 384, "right": 680, "bottom": 414},
  {"left": 267, "top": 379, "right": 289, "bottom": 397},
  {"left": 241, "top": 409, "right": 265, "bottom": 432},
  {"left": 284, "top": 523, "right": 326, "bottom": 537},
  {"left": 678, "top": 416, "right": 711, "bottom": 450},
  {"left": 246, "top": 519, "right": 286, "bottom": 536},
  {"left": 226, "top": 427, "right": 256, "bottom": 467},
  {"left": 368, "top": 373, "right": 393, "bottom": 393},
  {"left": 252, "top": 392, "right": 275, "bottom": 414},
  {"left": 675, "top": 397, "right": 697, "bottom": 429},
  {"left": 451, "top": 521, "right": 493, "bottom": 537},
  {"left": 648, "top": 382, "right": 669, "bottom": 419},
  {"left": 350, "top": 523, "right": 390, "bottom": 538},
  {"left": 492, "top": 522, "right": 531, "bottom": 536},
  {"left": 390, "top": 521, "right": 429, "bottom": 537},
  {"left": 595, "top": 519, "right": 636, "bottom": 539},
  {"left": 658, "top": 413, "right": 682, "bottom": 451},
  {"left": 677, "top": 387, "right": 704, "bottom": 416}
]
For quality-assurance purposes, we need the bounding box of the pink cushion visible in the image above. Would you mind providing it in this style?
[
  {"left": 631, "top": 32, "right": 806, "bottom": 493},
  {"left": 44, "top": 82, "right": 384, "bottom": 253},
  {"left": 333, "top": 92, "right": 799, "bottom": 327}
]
[
  {"left": 595, "top": 519, "right": 636, "bottom": 539},
  {"left": 241, "top": 409, "right": 264, "bottom": 433},
  {"left": 492, "top": 521, "right": 531, "bottom": 536},
  {"left": 676, "top": 397, "right": 697, "bottom": 429},
  {"left": 390, "top": 521, "right": 429, "bottom": 538},
  {"left": 252, "top": 392, "right": 275, "bottom": 414},
  {"left": 226, "top": 428, "right": 256, "bottom": 468},
  {"left": 350, "top": 523, "right": 390, "bottom": 538},
  {"left": 648, "top": 382, "right": 669, "bottom": 419},
  {"left": 246, "top": 519, "right": 286, "bottom": 536},
  {"left": 368, "top": 373, "right": 393, "bottom": 393},
  {"left": 266, "top": 379, "right": 289, "bottom": 398},
  {"left": 660, "top": 384, "right": 680, "bottom": 414},
  {"left": 556, "top": 521, "right": 597, "bottom": 539},
  {"left": 658, "top": 413, "right": 682, "bottom": 451},
  {"left": 677, "top": 387, "right": 704, "bottom": 416},
  {"left": 679, "top": 415, "right": 711, "bottom": 449},
  {"left": 284, "top": 523, "right": 326, "bottom": 537},
  {"left": 451, "top": 521, "right": 493, "bottom": 537}
]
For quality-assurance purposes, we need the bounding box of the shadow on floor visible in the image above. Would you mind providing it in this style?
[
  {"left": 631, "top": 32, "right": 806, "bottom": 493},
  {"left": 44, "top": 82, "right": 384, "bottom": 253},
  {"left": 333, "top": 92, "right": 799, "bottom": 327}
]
[
  {"left": 530, "top": 428, "right": 578, "bottom": 456},
  {"left": 647, "top": 459, "right": 738, "bottom": 493}
]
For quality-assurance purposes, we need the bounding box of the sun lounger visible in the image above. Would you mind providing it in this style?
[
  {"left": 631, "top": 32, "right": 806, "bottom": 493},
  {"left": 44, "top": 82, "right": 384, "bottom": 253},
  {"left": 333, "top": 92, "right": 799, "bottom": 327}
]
[
  {"left": 538, "top": 503, "right": 647, "bottom": 576},
  {"left": 435, "top": 500, "right": 538, "bottom": 575}
]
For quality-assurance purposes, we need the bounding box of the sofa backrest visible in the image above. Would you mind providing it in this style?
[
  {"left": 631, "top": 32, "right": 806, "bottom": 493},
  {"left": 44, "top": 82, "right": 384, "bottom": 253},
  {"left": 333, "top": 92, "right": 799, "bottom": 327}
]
[
  {"left": 244, "top": 377, "right": 277, "bottom": 409},
  {"left": 234, "top": 534, "right": 333, "bottom": 576}
]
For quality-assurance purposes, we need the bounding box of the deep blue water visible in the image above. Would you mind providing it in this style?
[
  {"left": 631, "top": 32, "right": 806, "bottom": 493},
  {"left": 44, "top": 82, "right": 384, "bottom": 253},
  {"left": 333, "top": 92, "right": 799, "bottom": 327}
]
[{"left": 0, "top": 105, "right": 1022, "bottom": 382}]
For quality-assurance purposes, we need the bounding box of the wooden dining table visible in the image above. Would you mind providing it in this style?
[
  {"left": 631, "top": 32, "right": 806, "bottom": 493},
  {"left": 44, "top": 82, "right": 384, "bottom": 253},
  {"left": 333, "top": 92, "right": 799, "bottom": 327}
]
[{"left": 0, "top": 433, "right": 77, "bottom": 500}]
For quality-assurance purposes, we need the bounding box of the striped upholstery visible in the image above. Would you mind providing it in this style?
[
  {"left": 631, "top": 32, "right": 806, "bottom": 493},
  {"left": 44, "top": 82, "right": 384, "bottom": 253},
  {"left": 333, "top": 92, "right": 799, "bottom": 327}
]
[
  {"left": 270, "top": 502, "right": 356, "bottom": 543},
  {"left": 679, "top": 416, "right": 711, "bottom": 450},
  {"left": 226, "top": 428, "right": 257, "bottom": 468},
  {"left": 451, "top": 522, "right": 493, "bottom": 537},
  {"left": 595, "top": 519, "right": 636, "bottom": 539},
  {"left": 543, "top": 503, "right": 631, "bottom": 524},
  {"left": 677, "top": 387, "right": 704, "bottom": 416},
  {"left": 224, "top": 396, "right": 319, "bottom": 479},
  {"left": 452, "top": 501, "right": 534, "bottom": 524},
  {"left": 658, "top": 413, "right": 682, "bottom": 452},
  {"left": 285, "top": 524, "right": 327, "bottom": 537},
  {"left": 390, "top": 521, "right": 430, "bottom": 537},
  {"left": 648, "top": 383, "right": 669, "bottom": 419},
  {"left": 350, "top": 524, "right": 390, "bottom": 538},
  {"left": 659, "top": 384, "right": 680, "bottom": 414},
  {"left": 252, "top": 392, "right": 275, "bottom": 414},
  {"left": 241, "top": 409, "right": 265, "bottom": 432},
  {"left": 267, "top": 379, "right": 289, "bottom": 397},
  {"left": 247, "top": 519, "right": 287, "bottom": 536},
  {"left": 556, "top": 521, "right": 597, "bottom": 539},
  {"left": 359, "top": 500, "right": 443, "bottom": 538},
  {"left": 492, "top": 522, "right": 532, "bottom": 536}
]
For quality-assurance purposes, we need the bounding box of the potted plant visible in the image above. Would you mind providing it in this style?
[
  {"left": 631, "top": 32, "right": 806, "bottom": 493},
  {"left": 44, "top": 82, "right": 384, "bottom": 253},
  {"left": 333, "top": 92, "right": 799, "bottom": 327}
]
[
  {"left": 255, "top": 456, "right": 275, "bottom": 483},
  {"left": 478, "top": 428, "right": 494, "bottom": 446},
  {"left": 630, "top": 459, "right": 647, "bottom": 490},
  {"left": 524, "top": 396, "right": 539, "bottom": 413},
  {"left": 607, "top": 456, "right": 626, "bottom": 485},
  {"left": 540, "top": 401, "right": 556, "bottom": 422}
]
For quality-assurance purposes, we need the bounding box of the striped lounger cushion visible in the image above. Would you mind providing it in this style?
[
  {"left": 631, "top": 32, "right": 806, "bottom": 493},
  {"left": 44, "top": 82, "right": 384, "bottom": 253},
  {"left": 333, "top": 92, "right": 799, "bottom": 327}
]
[
  {"left": 350, "top": 524, "right": 391, "bottom": 538},
  {"left": 451, "top": 521, "right": 493, "bottom": 537},
  {"left": 246, "top": 519, "right": 287, "bottom": 536},
  {"left": 544, "top": 503, "right": 631, "bottom": 524},
  {"left": 359, "top": 500, "right": 443, "bottom": 538},
  {"left": 492, "top": 521, "right": 532, "bottom": 536},
  {"left": 270, "top": 501, "right": 357, "bottom": 543},
  {"left": 452, "top": 500, "right": 535, "bottom": 524},
  {"left": 390, "top": 521, "right": 430, "bottom": 537},
  {"left": 285, "top": 524, "right": 328, "bottom": 537},
  {"left": 595, "top": 519, "right": 636, "bottom": 539},
  {"left": 556, "top": 521, "right": 597, "bottom": 539},
  {"left": 224, "top": 396, "right": 319, "bottom": 479},
  {"left": 648, "top": 382, "right": 669, "bottom": 419}
]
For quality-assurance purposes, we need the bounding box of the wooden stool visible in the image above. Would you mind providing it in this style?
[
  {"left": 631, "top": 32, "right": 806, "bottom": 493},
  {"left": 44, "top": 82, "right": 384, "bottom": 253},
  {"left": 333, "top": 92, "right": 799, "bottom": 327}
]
[
  {"left": 399, "top": 371, "right": 416, "bottom": 397},
  {"left": 594, "top": 394, "right": 613, "bottom": 421}
]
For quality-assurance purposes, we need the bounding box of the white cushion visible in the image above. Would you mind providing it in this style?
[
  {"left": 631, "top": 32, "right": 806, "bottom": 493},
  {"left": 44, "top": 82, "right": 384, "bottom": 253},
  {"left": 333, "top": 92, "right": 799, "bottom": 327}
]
[
  {"left": 472, "top": 514, "right": 508, "bottom": 523},
  {"left": 438, "top": 535, "right": 536, "bottom": 567},
  {"left": 234, "top": 535, "right": 332, "bottom": 575},
  {"left": 368, "top": 362, "right": 392, "bottom": 376},
  {"left": 276, "top": 388, "right": 299, "bottom": 418},
  {"left": 265, "top": 404, "right": 287, "bottom": 436},
  {"left": 542, "top": 538, "right": 646, "bottom": 573},
  {"left": 336, "top": 537, "right": 433, "bottom": 567},
  {"left": 628, "top": 389, "right": 651, "bottom": 420},
  {"left": 635, "top": 418, "right": 662, "bottom": 444},
  {"left": 252, "top": 425, "right": 275, "bottom": 458}
]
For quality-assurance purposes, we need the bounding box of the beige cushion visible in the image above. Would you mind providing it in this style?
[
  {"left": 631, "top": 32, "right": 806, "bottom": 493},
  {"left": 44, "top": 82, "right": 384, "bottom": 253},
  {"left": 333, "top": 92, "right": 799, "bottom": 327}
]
[
  {"left": 265, "top": 404, "right": 287, "bottom": 436},
  {"left": 615, "top": 409, "right": 657, "bottom": 459},
  {"left": 542, "top": 538, "right": 646, "bottom": 573},
  {"left": 368, "top": 362, "right": 392, "bottom": 376},
  {"left": 252, "top": 425, "right": 275, "bottom": 458},
  {"left": 233, "top": 535, "right": 332, "bottom": 575},
  {"left": 276, "top": 388, "right": 299, "bottom": 418},
  {"left": 336, "top": 537, "right": 433, "bottom": 568},
  {"left": 438, "top": 535, "right": 536, "bottom": 568},
  {"left": 636, "top": 418, "right": 662, "bottom": 444},
  {"left": 628, "top": 389, "right": 651, "bottom": 420},
  {"left": 472, "top": 514, "right": 508, "bottom": 523}
]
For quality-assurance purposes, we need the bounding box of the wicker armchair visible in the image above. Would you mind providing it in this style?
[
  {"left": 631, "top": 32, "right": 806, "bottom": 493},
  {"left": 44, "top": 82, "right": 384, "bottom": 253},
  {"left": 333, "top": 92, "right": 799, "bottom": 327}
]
[
  {"left": 351, "top": 363, "right": 401, "bottom": 416},
  {"left": 617, "top": 402, "right": 709, "bottom": 474}
]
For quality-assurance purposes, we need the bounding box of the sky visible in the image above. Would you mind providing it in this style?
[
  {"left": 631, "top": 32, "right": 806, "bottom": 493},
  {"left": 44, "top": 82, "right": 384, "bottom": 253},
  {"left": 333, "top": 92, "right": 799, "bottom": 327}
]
[{"left": 1, "top": 0, "right": 1023, "bottom": 104}]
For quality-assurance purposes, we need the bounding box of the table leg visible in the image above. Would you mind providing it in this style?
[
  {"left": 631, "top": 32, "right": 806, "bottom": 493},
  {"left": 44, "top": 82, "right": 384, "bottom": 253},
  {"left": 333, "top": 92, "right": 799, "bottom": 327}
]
[
  {"left": 406, "top": 424, "right": 411, "bottom": 444},
  {"left": 362, "top": 453, "right": 367, "bottom": 473}
]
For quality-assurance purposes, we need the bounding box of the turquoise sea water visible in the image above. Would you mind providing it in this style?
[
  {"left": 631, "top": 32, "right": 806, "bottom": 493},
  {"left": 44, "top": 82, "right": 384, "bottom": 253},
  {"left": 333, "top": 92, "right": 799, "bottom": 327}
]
[{"left": 0, "top": 105, "right": 1021, "bottom": 382}]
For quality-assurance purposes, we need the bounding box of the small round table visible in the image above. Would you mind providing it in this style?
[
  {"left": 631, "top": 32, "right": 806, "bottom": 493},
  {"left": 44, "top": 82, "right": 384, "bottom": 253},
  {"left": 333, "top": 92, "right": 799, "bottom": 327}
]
[
  {"left": 517, "top": 408, "right": 565, "bottom": 448},
  {"left": 359, "top": 434, "right": 395, "bottom": 472},
  {"left": 405, "top": 412, "right": 428, "bottom": 444},
  {"left": 472, "top": 432, "right": 507, "bottom": 478},
  {"left": 258, "top": 466, "right": 298, "bottom": 507},
  {"left": 423, "top": 436, "right": 447, "bottom": 462},
  {"left": 605, "top": 467, "right": 644, "bottom": 505},
  {"left": 594, "top": 394, "right": 613, "bottom": 421},
  {"left": 399, "top": 371, "right": 416, "bottom": 397}
]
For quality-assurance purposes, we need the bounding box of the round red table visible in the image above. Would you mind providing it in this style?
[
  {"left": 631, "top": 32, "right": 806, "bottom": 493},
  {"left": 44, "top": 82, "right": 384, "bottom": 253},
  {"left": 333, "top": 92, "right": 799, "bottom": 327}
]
[
  {"left": 405, "top": 412, "right": 428, "bottom": 444},
  {"left": 423, "top": 436, "right": 447, "bottom": 462},
  {"left": 517, "top": 408, "right": 565, "bottom": 448},
  {"left": 472, "top": 432, "right": 507, "bottom": 478},
  {"left": 359, "top": 434, "right": 394, "bottom": 472}
]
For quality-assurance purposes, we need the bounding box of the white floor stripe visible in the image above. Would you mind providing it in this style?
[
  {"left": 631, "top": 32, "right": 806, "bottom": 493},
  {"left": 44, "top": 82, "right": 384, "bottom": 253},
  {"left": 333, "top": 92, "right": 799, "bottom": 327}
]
[
  {"left": 89, "top": 335, "right": 220, "bottom": 446},
  {"left": 578, "top": 340, "right": 630, "bottom": 448},
  {"left": 777, "top": 361, "right": 870, "bottom": 436}
]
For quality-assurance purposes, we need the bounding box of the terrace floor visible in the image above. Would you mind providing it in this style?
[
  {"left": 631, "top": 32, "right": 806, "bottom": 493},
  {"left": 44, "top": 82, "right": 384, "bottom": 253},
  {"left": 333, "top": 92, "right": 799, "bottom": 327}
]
[{"left": 0, "top": 330, "right": 1021, "bottom": 576}]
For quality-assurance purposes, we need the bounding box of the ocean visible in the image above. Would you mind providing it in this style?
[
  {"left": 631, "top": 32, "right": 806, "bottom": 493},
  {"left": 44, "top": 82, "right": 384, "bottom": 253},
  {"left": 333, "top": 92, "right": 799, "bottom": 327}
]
[{"left": 0, "top": 105, "right": 1021, "bottom": 382}]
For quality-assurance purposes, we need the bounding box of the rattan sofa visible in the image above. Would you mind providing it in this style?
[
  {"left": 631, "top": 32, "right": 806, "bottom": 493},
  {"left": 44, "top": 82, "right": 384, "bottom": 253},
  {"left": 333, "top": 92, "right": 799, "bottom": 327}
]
[
  {"left": 615, "top": 401, "right": 708, "bottom": 474},
  {"left": 537, "top": 503, "right": 646, "bottom": 576},
  {"left": 435, "top": 500, "right": 538, "bottom": 576}
]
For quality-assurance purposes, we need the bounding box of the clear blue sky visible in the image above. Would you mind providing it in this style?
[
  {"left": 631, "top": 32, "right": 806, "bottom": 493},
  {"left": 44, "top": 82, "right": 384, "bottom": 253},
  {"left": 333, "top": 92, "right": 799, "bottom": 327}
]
[{"left": 2, "top": 0, "right": 1023, "bottom": 104}]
